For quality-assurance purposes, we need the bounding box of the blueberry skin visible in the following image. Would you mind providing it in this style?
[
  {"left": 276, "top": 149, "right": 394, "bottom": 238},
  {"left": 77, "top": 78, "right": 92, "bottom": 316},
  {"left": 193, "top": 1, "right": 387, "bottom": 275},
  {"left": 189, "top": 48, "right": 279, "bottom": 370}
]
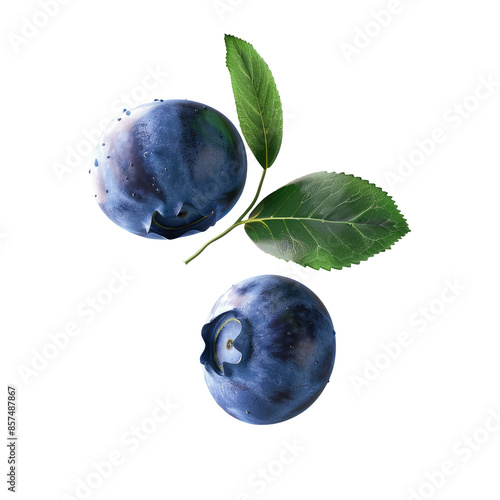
[
  {"left": 201, "top": 275, "right": 336, "bottom": 425},
  {"left": 91, "top": 100, "right": 247, "bottom": 239}
]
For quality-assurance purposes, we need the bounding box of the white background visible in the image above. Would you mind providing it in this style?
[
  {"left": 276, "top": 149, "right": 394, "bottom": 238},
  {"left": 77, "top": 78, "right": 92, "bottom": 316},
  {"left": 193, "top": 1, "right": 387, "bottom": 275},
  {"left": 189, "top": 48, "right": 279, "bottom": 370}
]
[{"left": 2, "top": 0, "right": 500, "bottom": 499}]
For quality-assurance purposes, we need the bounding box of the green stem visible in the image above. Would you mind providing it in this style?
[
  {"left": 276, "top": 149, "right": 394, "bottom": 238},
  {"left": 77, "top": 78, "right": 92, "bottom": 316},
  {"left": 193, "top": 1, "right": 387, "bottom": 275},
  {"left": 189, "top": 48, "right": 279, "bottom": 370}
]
[
  {"left": 183, "top": 220, "right": 243, "bottom": 264},
  {"left": 235, "top": 168, "right": 267, "bottom": 223},
  {"left": 184, "top": 168, "right": 267, "bottom": 264}
]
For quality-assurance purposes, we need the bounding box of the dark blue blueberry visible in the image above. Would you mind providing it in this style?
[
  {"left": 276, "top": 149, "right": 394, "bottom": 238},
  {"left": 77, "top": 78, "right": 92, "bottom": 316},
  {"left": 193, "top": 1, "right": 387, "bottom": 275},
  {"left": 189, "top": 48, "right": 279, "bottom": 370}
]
[
  {"left": 91, "top": 100, "right": 247, "bottom": 239},
  {"left": 200, "top": 275, "right": 336, "bottom": 425}
]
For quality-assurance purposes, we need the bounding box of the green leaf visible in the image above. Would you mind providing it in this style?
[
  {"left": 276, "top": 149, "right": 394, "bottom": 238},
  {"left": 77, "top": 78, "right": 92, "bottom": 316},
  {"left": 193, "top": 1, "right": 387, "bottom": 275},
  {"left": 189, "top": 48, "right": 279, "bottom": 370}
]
[
  {"left": 225, "top": 34, "right": 283, "bottom": 169},
  {"left": 244, "top": 172, "right": 410, "bottom": 270}
]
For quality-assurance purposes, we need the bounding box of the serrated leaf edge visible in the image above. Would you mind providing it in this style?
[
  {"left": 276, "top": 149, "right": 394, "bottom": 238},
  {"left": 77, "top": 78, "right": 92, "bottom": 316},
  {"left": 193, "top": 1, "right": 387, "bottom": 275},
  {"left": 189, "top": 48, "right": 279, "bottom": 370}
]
[{"left": 244, "top": 171, "right": 410, "bottom": 271}]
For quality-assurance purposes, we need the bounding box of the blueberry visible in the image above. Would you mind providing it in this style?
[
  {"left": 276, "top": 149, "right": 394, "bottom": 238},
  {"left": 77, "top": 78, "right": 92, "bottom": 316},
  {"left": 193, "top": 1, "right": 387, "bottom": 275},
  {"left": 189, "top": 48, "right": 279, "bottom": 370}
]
[
  {"left": 91, "top": 100, "right": 247, "bottom": 239},
  {"left": 201, "top": 275, "right": 336, "bottom": 425}
]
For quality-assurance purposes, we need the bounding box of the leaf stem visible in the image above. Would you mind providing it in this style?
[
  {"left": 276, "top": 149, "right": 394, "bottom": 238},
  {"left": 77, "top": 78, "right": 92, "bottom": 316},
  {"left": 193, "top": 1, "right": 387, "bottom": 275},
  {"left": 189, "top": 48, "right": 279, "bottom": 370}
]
[
  {"left": 183, "top": 221, "right": 241, "bottom": 264},
  {"left": 235, "top": 168, "right": 267, "bottom": 223},
  {"left": 184, "top": 168, "right": 267, "bottom": 264}
]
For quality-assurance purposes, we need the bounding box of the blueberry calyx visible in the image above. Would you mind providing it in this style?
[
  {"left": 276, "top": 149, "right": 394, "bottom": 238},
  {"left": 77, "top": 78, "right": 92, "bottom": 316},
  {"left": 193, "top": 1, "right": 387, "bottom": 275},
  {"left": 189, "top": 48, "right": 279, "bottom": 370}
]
[
  {"left": 149, "top": 205, "right": 216, "bottom": 239},
  {"left": 201, "top": 311, "right": 250, "bottom": 376}
]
